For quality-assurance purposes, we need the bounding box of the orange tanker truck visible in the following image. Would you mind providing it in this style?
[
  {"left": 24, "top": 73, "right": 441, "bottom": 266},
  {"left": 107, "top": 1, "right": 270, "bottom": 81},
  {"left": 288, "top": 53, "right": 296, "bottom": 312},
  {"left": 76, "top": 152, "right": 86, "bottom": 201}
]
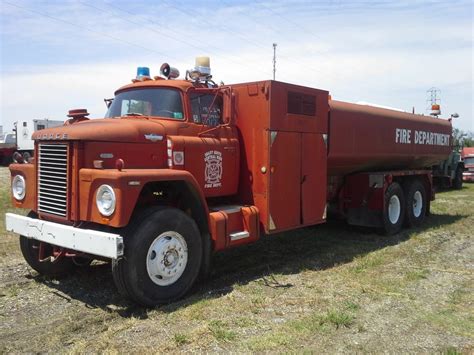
[{"left": 5, "top": 57, "right": 452, "bottom": 306}]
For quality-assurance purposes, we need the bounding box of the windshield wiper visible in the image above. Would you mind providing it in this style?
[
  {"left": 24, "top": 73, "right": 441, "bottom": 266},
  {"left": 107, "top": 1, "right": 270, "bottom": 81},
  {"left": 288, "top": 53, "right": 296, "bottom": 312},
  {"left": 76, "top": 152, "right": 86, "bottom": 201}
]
[{"left": 125, "top": 112, "right": 143, "bottom": 116}]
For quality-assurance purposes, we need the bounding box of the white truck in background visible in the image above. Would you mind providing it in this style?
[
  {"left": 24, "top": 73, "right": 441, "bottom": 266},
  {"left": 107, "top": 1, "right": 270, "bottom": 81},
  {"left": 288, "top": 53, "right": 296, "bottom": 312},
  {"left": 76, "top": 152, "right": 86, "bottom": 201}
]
[{"left": 13, "top": 119, "right": 64, "bottom": 160}]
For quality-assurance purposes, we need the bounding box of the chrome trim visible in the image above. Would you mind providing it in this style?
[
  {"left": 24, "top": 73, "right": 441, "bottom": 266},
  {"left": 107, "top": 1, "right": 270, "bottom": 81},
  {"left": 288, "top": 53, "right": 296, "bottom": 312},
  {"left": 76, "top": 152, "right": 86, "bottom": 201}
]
[{"left": 37, "top": 143, "right": 68, "bottom": 217}]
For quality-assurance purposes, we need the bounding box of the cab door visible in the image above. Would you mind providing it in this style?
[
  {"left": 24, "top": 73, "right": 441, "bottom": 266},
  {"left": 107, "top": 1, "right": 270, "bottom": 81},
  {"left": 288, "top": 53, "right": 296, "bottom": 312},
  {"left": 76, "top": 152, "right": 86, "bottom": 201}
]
[{"left": 178, "top": 90, "right": 239, "bottom": 197}]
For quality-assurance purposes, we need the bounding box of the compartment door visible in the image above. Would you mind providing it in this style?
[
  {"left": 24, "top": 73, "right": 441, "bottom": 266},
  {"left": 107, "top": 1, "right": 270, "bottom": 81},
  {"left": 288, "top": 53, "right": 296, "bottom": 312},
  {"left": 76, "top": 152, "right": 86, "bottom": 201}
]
[
  {"left": 301, "top": 133, "right": 327, "bottom": 224},
  {"left": 268, "top": 131, "right": 301, "bottom": 231}
]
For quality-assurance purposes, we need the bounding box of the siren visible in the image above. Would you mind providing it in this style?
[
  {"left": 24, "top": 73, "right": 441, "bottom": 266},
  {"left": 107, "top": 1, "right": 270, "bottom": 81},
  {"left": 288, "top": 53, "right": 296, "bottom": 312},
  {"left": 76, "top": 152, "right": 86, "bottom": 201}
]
[{"left": 160, "top": 63, "right": 180, "bottom": 79}]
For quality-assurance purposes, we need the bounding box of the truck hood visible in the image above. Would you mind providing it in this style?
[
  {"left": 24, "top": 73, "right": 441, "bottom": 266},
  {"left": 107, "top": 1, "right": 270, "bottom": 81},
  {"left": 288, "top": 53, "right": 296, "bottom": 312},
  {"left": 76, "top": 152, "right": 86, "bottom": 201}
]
[{"left": 32, "top": 118, "right": 168, "bottom": 143}]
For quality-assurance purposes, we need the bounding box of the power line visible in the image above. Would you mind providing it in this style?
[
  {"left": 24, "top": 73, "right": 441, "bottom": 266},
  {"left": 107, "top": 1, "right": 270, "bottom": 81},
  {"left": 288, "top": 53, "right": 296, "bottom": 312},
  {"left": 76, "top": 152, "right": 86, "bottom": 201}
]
[
  {"left": 3, "top": 1, "right": 174, "bottom": 60},
  {"left": 96, "top": 0, "right": 275, "bottom": 78},
  {"left": 159, "top": 0, "right": 329, "bottom": 80}
]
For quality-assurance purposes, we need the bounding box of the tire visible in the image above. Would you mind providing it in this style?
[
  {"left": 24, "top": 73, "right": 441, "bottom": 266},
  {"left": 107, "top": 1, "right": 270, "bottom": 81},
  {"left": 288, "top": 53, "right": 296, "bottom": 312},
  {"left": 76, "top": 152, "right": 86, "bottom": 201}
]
[
  {"left": 112, "top": 208, "right": 202, "bottom": 306},
  {"left": 453, "top": 166, "right": 463, "bottom": 190},
  {"left": 404, "top": 179, "right": 426, "bottom": 228},
  {"left": 19, "top": 213, "right": 75, "bottom": 276},
  {"left": 382, "top": 182, "right": 405, "bottom": 235}
]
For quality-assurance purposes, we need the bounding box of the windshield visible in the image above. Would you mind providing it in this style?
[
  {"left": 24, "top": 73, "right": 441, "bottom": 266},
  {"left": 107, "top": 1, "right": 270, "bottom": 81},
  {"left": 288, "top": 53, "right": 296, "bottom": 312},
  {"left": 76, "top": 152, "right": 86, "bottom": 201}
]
[
  {"left": 464, "top": 157, "right": 474, "bottom": 165},
  {"left": 105, "top": 88, "right": 184, "bottom": 119},
  {"left": 0, "top": 134, "right": 16, "bottom": 144}
]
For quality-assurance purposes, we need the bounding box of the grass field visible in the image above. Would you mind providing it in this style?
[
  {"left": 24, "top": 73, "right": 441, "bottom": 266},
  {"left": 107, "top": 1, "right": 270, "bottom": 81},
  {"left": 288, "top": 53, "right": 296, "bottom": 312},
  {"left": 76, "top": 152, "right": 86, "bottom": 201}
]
[{"left": 0, "top": 166, "right": 473, "bottom": 353}]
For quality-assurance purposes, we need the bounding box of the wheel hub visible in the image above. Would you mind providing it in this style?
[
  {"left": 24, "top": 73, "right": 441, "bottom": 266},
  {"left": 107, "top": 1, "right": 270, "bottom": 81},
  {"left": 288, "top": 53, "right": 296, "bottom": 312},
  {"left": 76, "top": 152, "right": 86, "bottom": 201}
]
[
  {"left": 388, "top": 195, "right": 401, "bottom": 224},
  {"left": 146, "top": 231, "right": 188, "bottom": 286},
  {"left": 413, "top": 191, "right": 423, "bottom": 218}
]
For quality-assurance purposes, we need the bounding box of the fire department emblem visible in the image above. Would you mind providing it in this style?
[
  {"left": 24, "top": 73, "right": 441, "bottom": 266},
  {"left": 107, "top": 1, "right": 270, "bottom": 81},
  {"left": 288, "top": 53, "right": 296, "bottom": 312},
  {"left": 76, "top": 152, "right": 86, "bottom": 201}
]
[{"left": 204, "top": 150, "right": 222, "bottom": 188}]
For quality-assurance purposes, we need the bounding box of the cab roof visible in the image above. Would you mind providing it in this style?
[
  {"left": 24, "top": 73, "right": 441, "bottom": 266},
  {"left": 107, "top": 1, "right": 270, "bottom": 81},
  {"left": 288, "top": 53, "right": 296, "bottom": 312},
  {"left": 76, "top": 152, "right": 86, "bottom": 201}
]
[{"left": 115, "top": 79, "right": 195, "bottom": 94}]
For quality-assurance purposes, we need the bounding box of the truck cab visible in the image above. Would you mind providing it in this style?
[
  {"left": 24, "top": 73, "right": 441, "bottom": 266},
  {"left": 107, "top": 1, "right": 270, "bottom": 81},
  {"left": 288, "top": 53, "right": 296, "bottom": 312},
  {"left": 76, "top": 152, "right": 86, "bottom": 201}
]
[{"left": 5, "top": 58, "right": 255, "bottom": 306}]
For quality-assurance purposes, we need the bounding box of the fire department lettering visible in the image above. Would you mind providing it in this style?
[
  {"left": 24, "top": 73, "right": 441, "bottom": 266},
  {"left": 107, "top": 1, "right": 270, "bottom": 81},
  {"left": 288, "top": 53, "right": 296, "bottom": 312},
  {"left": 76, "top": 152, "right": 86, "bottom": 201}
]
[
  {"left": 204, "top": 150, "right": 222, "bottom": 188},
  {"left": 395, "top": 128, "right": 449, "bottom": 146}
]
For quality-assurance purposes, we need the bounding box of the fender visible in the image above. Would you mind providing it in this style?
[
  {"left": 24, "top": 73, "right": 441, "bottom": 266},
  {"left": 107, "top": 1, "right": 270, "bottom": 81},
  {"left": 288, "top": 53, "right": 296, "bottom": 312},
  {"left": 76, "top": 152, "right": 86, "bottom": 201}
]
[
  {"left": 9, "top": 163, "right": 36, "bottom": 210},
  {"left": 79, "top": 168, "right": 209, "bottom": 228}
]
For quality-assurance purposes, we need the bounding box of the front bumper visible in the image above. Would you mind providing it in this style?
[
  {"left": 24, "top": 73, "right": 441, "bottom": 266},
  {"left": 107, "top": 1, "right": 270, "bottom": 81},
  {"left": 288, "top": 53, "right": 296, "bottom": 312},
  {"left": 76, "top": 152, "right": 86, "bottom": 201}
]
[
  {"left": 463, "top": 171, "right": 474, "bottom": 182},
  {"left": 5, "top": 213, "right": 124, "bottom": 259}
]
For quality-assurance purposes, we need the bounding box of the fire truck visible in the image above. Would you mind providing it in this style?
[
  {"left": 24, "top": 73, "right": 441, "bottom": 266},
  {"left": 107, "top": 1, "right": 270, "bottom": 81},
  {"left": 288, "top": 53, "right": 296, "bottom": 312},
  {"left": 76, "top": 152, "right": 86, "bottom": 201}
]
[
  {"left": 5, "top": 57, "right": 452, "bottom": 306},
  {"left": 462, "top": 147, "right": 474, "bottom": 182}
]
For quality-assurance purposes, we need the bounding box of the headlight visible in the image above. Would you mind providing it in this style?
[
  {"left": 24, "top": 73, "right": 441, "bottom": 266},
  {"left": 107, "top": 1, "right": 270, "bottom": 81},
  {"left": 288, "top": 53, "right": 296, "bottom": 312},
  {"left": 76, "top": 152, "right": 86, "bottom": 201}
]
[
  {"left": 96, "top": 184, "right": 116, "bottom": 216},
  {"left": 12, "top": 175, "right": 26, "bottom": 201}
]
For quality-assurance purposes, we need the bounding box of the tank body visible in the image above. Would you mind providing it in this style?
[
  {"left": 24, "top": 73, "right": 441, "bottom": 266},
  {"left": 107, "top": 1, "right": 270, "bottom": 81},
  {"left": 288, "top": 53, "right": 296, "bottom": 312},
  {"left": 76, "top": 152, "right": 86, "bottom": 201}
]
[{"left": 327, "top": 100, "right": 452, "bottom": 176}]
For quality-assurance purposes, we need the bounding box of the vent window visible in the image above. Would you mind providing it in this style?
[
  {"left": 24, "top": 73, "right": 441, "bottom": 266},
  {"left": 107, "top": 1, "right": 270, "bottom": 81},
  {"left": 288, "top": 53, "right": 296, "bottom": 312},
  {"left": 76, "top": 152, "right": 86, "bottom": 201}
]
[{"left": 287, "top": 91, "right": 316, "bottom": 116}]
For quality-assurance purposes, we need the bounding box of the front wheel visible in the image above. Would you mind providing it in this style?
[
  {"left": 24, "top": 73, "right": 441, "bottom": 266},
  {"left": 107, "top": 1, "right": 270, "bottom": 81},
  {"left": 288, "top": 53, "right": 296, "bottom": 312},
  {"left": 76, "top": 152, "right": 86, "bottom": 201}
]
[
  {"left": 20, "top": 236, "right": 75, "bottom": 276},
  {"left": 112, "top": 208, "right": 202, "bottom": 306},
  {"left": 382, "top": 182, "right": 405, "bottom": 235},
  {"left": 20, "top": 212, "right": 75, "bottom": 276}
]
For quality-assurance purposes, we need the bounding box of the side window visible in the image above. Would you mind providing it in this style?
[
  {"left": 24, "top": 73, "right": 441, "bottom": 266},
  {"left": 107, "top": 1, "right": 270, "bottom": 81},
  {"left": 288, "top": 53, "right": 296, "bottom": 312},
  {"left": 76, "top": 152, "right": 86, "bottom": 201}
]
[
  {"left": 190, "top": 93, "right": 223, "bottom": 126},
  {"left": 36, "top": 124, "right": 45, "bottom": 130}
]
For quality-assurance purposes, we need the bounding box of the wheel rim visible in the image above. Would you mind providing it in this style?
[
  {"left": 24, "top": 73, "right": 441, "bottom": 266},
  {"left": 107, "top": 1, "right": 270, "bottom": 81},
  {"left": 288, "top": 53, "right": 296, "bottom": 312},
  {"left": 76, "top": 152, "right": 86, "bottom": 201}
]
[
  {"left": 412, "top": 191, "right": 423, "bottom": 218},
  {"left": 388, "top": 195, "right": 401, "bottom": 224},
  {"left": 146, "top": 231, "right": 188, "bottom": 286}
]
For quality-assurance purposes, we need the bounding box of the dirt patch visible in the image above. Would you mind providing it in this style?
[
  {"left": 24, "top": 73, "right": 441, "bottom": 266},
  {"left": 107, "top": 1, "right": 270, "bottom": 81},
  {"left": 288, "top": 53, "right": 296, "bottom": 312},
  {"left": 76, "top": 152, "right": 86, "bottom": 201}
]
[{"left": 0, "top": 166, "right": 473, "bottom": 352}]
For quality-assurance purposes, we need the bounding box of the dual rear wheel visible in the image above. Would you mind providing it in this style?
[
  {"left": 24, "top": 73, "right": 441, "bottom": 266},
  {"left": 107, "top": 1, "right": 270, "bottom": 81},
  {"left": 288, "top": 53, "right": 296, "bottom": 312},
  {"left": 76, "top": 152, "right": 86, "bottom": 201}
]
[{"left": 383, "top": 179, "right": 426, "bottom": 235}]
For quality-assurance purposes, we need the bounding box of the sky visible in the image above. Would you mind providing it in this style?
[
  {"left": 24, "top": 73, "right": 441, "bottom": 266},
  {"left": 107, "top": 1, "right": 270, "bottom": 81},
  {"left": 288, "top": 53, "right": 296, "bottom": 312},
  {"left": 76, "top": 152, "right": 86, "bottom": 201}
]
[{"left": 0, "top": 0, "right": 473, "bottom": 133}]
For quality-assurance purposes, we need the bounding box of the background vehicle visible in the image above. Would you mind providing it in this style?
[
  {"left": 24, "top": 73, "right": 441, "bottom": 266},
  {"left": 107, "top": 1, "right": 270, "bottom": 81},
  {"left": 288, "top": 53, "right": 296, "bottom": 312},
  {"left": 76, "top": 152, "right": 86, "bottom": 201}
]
[
  {"left": 13, "top": 119, "right": 64, "bottom": 161},
  {"left": 461, "top": 147, "right": 474, "bottom": 182},
  {"left": 0, "top": 132, "right": 16, "bottom": 165},
  {"left": 5, "top": 58, "right": 452, "bottom": 306},
  {"left": 432, "top": 150, "right": 464, "bottom": 189}
]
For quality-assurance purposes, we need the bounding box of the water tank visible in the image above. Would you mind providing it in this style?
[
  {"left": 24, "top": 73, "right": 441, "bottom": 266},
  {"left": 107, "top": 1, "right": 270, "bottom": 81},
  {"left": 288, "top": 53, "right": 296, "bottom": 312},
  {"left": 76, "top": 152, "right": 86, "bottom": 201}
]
[{"left": 327, "top": 100, "right": 452, "bottom": 176}]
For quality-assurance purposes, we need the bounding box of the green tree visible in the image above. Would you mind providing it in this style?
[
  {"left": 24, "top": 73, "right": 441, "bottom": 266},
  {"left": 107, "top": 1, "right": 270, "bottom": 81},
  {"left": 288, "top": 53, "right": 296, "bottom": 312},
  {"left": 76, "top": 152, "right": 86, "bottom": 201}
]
[{"left": 453, "top": 128, "right": 474, "bottom": 149}]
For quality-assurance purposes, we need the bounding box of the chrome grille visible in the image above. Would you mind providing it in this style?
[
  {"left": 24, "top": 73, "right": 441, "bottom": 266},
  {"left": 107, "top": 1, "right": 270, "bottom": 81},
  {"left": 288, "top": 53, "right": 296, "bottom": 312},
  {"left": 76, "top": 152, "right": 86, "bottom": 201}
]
[{"left": 38, "top": 144, "right": 68, "bottom": 217}]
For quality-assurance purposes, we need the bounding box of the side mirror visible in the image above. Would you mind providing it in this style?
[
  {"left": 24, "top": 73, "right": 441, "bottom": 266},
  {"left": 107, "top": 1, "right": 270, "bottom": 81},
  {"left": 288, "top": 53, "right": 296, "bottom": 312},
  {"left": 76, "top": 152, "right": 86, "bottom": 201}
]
[
  {"left": 104, "top": 98, "right": 113, "bottom": 108},
  {"left": 450, "top": 113, "right": 459, "bottom": 118}
]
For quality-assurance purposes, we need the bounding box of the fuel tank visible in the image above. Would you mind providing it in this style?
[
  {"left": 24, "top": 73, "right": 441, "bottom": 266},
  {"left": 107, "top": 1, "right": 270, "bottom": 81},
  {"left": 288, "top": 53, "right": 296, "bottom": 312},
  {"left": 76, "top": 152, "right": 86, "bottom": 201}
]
[{"left": 327, "top": 100, "right": 452, "bottom": 176}]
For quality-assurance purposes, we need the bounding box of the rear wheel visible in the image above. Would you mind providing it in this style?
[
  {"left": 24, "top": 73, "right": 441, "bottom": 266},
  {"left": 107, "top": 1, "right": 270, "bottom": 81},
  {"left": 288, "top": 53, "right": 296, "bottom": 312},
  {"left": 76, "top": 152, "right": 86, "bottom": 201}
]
[
  {"left": 382, "top": 182, "right": 405, "bottom": 235},
  {"left": 453, "top": 166, "right": 463, "bottom": 190},
  {"left": 404, "top": 179, "right": 426, "bottom": 228},
  {"left": 112, "top": 208, "right": 202, "bottom": 306}
]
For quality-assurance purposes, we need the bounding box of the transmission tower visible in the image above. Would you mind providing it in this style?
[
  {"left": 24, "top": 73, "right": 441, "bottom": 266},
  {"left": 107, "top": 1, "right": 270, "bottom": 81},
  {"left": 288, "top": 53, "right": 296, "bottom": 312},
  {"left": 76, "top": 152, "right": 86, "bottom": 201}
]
[{"left": 426, "top": 87, "right": 441, "bottom": 117}]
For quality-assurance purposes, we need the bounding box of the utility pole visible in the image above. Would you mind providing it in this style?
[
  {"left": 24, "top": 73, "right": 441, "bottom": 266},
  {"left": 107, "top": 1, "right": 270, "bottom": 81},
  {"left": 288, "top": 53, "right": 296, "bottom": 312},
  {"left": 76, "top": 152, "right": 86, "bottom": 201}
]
[{"left": 272, "top": 43, "right": 277, "bottom": 80}]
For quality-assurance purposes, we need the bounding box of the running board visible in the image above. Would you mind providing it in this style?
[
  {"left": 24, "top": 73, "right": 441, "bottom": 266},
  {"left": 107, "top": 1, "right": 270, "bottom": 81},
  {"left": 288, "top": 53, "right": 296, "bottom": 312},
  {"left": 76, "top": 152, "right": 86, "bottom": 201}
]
[{"left": 229, "top": 231, "right": 250, "bottom": 241}]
